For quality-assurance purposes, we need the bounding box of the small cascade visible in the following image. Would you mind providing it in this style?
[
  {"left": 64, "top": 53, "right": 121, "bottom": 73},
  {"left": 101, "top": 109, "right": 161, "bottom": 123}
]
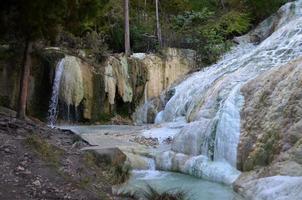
[
  {"left": 135, "top": 0, "right": 302, "bottom": 184},
  {"left": 145, "top": 157, "right": 156, "bottom": 170},
  {"left": 48, "top": 58, "right": 65, "bottom": 127}
]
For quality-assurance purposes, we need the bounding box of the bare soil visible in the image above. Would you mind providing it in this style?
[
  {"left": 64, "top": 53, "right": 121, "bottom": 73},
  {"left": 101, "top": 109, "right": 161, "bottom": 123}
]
[{"left": 0, "top": 113, "right": 119, "bottom": 200}]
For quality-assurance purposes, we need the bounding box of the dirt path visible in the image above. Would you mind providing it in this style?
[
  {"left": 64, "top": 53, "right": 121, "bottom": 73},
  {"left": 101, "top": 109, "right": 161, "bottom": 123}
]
[{"left": 0, "top": 113, "right": 121, "bottom": 200}]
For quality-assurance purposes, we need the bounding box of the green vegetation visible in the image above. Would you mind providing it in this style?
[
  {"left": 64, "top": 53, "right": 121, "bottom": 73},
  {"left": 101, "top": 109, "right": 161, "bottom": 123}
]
[
  {"left": 83, "top": 150, "right": 130, "bottom": 185},
  {"left": 0, "top": 96, "right": 10, "bottom": 107},
  {"left": 245, "top": 0, "right": 289, "bottom": 21},
  {"left": 139, "top": 185, "right": 188, "bottom": 200},
  {"left": 0, "top": 0, "right": 290, "bottom": 65},
  {"left": 110, "top": 163, "right": 132, "bottom": 185},
  {"left": 243, "top": 125, "right": 281, "bottom": 171},
  {"left": 98, "top": 113, "right": 114, "bottom": 123},
  {"left": 83, "top": 151, "right": 111, "bottom": 167},
  {"left": 25, "top": 134, "right": 63, "bottom": 166},
  {"left": 0, "top": 0, "right": 290, "bottom": 119}
]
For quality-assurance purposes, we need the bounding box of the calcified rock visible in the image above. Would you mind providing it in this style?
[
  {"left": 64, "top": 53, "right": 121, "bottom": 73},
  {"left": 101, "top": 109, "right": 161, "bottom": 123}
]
[
  {"left": 235, "top": 176, "right": 302, "bottom": 200},
  {"left": 139, "top": 0, "right": 302, "bottom": 185},
  {"left": 234, "top": 58, "right": 302, "bottom": 198},
  {"left": 104, "top": 57, "right": 119, "bottom": 105},
  {"left": 132, "top": 48, "right": 197, "bottom": 124},
  {"left": 80, "top": 62, "right": 93, "bottom": 119},
  {"left": 104, "top": 56, "right": 133, "bottom": 105},
  {"left": 104, "top": 48, "right": 195, "bottom": 109},
  {"left": 238, "top": 58, "right": 302, "bottom": 172},
  {"left": 142, "top": 48, "right": 196, "bottom": 99},
  {"left": 43, "top": 48, "right": 195, "bottom": 123},
  {"left": 57, "top": 56, "right": 94, "bottom": 120},
  {"left": 155, "top": 151, "right": 240, "bottom": 185},
  {"left": 59, "top": 56, "right": 84, "bottom": 107}
]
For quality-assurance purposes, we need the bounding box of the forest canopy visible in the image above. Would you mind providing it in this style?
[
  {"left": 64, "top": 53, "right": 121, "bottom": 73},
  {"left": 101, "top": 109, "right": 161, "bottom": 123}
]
[{"left": 1, "top": 0, "right": 289, "bottom": 65}]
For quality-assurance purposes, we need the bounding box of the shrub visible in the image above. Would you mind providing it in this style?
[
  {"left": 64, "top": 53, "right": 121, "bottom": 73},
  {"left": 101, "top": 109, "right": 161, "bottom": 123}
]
[
  {"left": 218, "top": 11, "right": 252, "bottom": 36},
  {"left": 82, "top": 31, "right": 108, "bottom": 63},
  {"left": 138, "top": 185, "right": 188, "bottom": 200},
  {"left": 245, "top": 0, "right": 290, "bottom": 21},
  {"left": 110, "top": 163, "right": 131, "bottom": 185}
]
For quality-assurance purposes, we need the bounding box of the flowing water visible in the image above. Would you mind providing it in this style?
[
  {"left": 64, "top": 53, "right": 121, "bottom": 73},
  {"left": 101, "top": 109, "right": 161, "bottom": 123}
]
[
  {"left": 117, "top": 170, "right": 241, "bottom": 200},
  {"left": 48, "top": 58, "right": 65, "bottom": 127},
  {"left": 135, "top": 0, "right": 302, "bottom": 184},
  {"left": 58, "top": 1, "right": 302, "bottom": 198}
]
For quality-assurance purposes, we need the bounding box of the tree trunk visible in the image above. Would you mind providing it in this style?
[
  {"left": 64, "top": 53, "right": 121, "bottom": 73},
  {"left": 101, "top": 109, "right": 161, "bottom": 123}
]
[
  {"left": 220, "top": 0, "right": 225, "bottom": 9},
  {"left": 155, "top": 0, "right": 162, "bottom": 48},
  {"left": 17, "top": 41, "right": 33, "bottom": 119},
  {"left": 124, "top": 0, "right": 131, "bottom": 56}
]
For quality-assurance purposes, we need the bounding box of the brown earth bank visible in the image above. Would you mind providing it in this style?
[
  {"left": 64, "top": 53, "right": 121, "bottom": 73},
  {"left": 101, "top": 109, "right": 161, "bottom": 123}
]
[{"left": 0, "top": 109, "right": 133, "bottom": 200}]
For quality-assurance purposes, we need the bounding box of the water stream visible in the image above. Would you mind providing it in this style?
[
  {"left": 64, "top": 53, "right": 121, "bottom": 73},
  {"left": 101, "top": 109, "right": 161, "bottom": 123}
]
[
  {"left": 57, "top": 1, "right": 302, "bottom": 198},
  {"left": 117, "top": 170, "right": 241, "bottom": 200},
  {"left": 48, "top": 58, "right": 65, "bottom": 127},
  {"left": 135, "top": 0, "right": 302, "bottom": 184}
]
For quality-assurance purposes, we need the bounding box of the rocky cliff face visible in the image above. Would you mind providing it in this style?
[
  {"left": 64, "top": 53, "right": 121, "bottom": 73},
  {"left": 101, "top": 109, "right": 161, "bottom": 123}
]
[
  {"left": 235, "top": 57, "right": 302, "bottom": 199},
  {"left": 0, "top": 56, "right": 20, "bottom": 109},
  {"left": 0, "top": 50, "right": 64, "bottom": 119},
  {"left": 0, "top": 48, "right": 195, "bottom": 123},
  {"left": 133, "top": 48, "right": 196, "bottom": 124},
  {"left": 138, "top": 48, "right": 196, "bottom": 99}
]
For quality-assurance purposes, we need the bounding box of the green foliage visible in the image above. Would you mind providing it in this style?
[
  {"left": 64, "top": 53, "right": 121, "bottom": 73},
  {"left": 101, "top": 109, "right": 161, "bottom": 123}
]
[
  {"left": 83, "top": 151, "right": 112, "bottom": 169},
  {"left": 25, "top": 135, "right": 63, "bottom": 166},
  {"left": 130, "top": 25, "right": 158, "bottom": 53},
  {"left": 95, "top": 0, "right": 124, "bottom": 52},
  {"left": 199, "top": 27, "right": 230, "bottom": 64},
  {"left": 160, "top": 0, "right": 192, "bottom": 14},
  {"left": 98, "top": 113, "right": 113, "bottom": 123},
  {"left": 82, "top": 31, "right": 108, "bottom": 63},
  {"left": 110, "top": 163, "right": 131, "bottom": 185},
  {"left": 139, "top": 185, "right": 188, "bottom": 200},
  {"left": 0, "top": 0, "right": 289, "bottom": 64},
  {"left": 172, "top": 9, "right": 214, "bottom": 31},
  {"left": 218, "top": 11, "right": 252, "bottom": 36},
  {"left": 10, "top": 0, "right": 67, "bottom": 41},
  {"left": 198, "top": 10, "right": 251, "bottom": 63},
  {"left": 64, "top": 0, "right": 109, "bottom": 35},
  {"left": 171, "top": 8, "right": 251, "bottom": 65},
  {"left": 245, "top": 0, "right": 289, "bottom": 21},
  {"left": 1, "top": 0, "right": 106, "bottom": 43},
  {"left": 0, "top": 96, "right": 10, "bottom": 107},
  {"left": 189, "top": 0, "right": 218, "bottom": 11}
]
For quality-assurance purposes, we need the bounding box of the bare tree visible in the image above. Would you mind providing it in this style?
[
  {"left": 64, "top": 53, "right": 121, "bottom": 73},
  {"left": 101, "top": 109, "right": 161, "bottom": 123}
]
[
  {"left": 124, "top": 0, "right": 131, "bottom": 55},
  {"left": 155, "top": 0, "right": 162, "bottom": 48}
]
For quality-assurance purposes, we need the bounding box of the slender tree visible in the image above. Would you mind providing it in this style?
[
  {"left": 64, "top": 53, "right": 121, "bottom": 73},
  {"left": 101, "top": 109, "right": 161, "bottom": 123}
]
[
  {"left": 1, "top": 0, "right": 102, "bottom": 119},
  {"left": 17, "top": 40, "right": 33, "bottom": 119},
  {"left": 220, "top": 0, "right": 226, "bottom": 9},
  {"left": 155, "top": 0, "right": 162, "bottom": 48},
  {"left": 1, "top": 0, "right": 66, "bottom": 119},
  {"left": 124, "top": 0, "right": 131, "bottom": 55}
]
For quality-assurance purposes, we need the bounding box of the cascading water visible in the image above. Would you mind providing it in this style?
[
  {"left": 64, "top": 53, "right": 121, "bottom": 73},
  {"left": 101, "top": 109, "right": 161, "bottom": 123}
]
[
  {"left": 136, "top": 0, "right": 302, "bottom": 184},
  {"left": 48, "top": 58, "right": 65, "bottom": 127}
]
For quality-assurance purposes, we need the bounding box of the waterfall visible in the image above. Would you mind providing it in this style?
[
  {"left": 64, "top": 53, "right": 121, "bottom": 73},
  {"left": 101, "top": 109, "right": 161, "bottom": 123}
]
[
  {"left": 48, "top": 58, "right": 65, "bottom": 127},
  {"left": 139, "top": 0, "right": 302, "bottom": 184}
]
